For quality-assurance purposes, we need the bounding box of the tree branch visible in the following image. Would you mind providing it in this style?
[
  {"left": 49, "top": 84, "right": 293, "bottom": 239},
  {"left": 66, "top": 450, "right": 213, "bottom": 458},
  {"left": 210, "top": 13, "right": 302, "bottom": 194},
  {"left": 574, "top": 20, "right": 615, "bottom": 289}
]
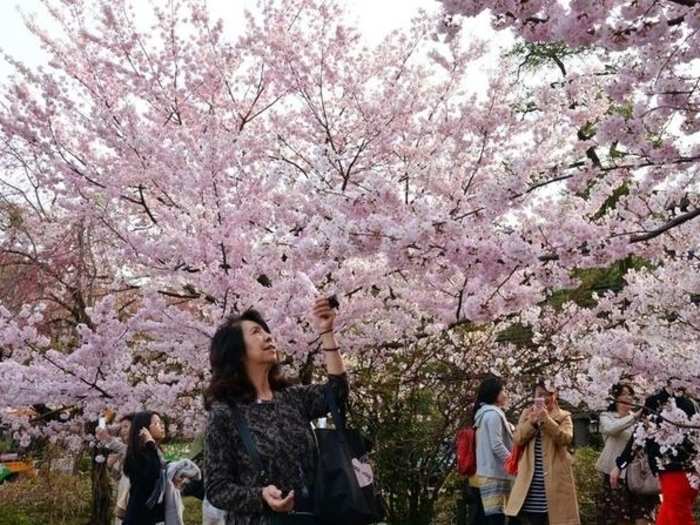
[{"left": 629, "top": 207, "right": 700, "bottom": 243}]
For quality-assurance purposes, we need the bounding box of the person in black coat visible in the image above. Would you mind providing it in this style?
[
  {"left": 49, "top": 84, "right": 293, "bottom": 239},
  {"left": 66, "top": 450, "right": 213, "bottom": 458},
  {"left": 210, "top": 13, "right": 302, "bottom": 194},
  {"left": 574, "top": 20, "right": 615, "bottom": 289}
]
[
  {"left": 611, "top": 387, "right": 698, "bottom": 524},
  {"left": 612, "top": 388, "right": 697, "bottom": 478},
  {"left": 123, "top": 411, "right": 167, "bottom": 525}
]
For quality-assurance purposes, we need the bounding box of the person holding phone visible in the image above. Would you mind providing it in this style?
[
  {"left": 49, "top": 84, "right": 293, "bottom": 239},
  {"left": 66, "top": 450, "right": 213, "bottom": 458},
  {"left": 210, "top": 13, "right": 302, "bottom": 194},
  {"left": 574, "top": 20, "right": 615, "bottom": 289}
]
[
  {"left": 611, "top": 387, "right": 698, "bottom": 525},
  {"left": 204, "top": 296, "right": 348, "bottom": 525},
  {"left": 595, "top": 383, "right": 655, "bottom": 525},
  {"left": 122, "top": 411, "right": 167, "bottom": 525},
  {"left": 505, "top": 380, "right": 580, "bottom": 525}
]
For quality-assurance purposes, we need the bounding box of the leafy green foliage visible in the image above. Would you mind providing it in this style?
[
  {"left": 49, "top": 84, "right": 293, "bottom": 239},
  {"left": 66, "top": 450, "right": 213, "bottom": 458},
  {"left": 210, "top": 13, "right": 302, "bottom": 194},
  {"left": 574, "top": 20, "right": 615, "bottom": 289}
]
[
  {"left": 547, "top": 256, "right": 650, "bottom": 309},
  {"left": 349, "top": 339, "right": 486, "bottom": 525},
  {"left": 573, "top": 447, "right": 600, "bottom": 525},
  {"left": 505, "top": 41, "right": 590, "bottom": 76}
]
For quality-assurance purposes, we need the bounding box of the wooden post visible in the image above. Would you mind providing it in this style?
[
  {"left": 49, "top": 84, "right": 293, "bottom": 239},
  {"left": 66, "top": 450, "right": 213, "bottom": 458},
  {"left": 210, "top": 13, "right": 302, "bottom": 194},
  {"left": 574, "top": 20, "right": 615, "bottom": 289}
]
[{"left": 87, "top": 421, "right": 112, "bottom": 525}]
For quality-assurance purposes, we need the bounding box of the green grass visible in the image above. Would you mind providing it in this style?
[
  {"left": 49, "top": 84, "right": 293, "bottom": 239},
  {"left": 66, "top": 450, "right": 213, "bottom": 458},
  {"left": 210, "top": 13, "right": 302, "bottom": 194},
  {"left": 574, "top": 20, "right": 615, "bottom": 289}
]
[
  {"left": 0, "top": 473, "right": 203, "bottom": 525},
  {"left": 183, "top": 496, "right": 203, "bottom": 524},
  {"left": 0, "top": 472, "right": 91, "bottom": 525}
]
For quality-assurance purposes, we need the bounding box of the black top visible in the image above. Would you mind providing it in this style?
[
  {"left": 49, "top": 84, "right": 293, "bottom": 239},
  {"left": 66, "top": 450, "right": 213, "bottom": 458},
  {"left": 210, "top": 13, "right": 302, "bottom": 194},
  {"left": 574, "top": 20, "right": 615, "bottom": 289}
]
[
  {"left": 616, "top": 389, "right": 697, "bottom": 475},
  {"left": 123, "top": 441, "right": 166, "bottom": 525},
  {"left": 205, "top": 374, "right": 349, "bottom": 525}
]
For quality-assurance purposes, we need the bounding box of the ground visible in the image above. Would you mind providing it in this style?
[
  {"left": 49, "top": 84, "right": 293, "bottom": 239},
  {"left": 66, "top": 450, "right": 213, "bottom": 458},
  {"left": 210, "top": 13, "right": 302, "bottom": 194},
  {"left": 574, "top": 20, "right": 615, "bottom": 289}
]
[{"left": 1, "top": 447, "right": 699, "bottom": 524}]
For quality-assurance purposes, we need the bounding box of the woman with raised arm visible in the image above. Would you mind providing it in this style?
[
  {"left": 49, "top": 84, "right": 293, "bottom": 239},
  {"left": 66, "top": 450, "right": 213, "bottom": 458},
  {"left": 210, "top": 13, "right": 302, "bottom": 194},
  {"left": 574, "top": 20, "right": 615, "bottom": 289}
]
[
  {"left": 204, "top": 297, "right": 347, "bottom": 525},
  {"left": 610, "top": 387, "right": 698, "bottom": 525},
  {"left": 122, "top": 411, "right": 167, "bottom": 525},
  {"left": 595, "top": 383, "right": 655, "bottom": 525},
  {"left": 505, "top": 379, "right": 580, "bottom": 525}
]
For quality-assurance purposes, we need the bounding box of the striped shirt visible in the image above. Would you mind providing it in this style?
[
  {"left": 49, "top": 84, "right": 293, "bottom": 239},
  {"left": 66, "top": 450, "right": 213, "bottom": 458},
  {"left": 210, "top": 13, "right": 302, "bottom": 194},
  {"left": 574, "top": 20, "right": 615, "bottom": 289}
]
[{"left": 522, "top": 429, "right": 548, "bottom": 513}]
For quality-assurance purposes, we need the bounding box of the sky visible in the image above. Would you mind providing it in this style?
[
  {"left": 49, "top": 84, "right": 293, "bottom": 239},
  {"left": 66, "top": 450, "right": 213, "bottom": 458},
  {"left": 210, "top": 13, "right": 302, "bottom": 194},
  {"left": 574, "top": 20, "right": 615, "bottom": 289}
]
[
  {"left": 0, "top": 0, "right": 441, "bottom": 69},
  {"left": 0, "top": 0, "right": 517, "bottom": 206},
  {"left": 0, "top": 0, "right": 510, "bottom": 92}
]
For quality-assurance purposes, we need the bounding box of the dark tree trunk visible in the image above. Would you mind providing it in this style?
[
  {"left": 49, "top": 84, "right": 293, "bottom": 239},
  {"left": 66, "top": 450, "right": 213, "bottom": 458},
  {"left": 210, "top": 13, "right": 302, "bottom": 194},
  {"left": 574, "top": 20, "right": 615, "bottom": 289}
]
[
  {"left": 89, "top": 445, "right": 112, "bottom": 525},
  {"left": 87, "top": 418, "right": 112, "bottom": 525}
]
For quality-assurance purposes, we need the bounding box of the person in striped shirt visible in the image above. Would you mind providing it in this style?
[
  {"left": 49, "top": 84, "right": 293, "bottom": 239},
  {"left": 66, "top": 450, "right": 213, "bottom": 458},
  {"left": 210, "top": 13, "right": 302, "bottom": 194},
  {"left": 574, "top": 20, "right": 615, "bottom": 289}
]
[{"left": 505, "top": 380, "right": 580, "bottom": 525}]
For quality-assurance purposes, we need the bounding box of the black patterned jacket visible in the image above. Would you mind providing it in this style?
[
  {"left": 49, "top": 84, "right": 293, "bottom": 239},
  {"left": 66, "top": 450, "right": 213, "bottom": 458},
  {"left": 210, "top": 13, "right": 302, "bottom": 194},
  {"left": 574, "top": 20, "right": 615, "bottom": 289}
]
[{"left": 205, "top": 374, "right": 349, "bottom": 525}]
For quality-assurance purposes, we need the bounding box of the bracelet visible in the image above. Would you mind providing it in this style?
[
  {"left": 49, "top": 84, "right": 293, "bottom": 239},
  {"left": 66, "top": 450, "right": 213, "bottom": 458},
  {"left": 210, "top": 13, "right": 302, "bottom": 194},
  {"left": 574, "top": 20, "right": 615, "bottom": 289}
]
[
  {"left": 319, "top": 329, "right": 334, "bottom": 337},
  {"left": 322, "top": 346, "right": 340, "bottom": 352}
]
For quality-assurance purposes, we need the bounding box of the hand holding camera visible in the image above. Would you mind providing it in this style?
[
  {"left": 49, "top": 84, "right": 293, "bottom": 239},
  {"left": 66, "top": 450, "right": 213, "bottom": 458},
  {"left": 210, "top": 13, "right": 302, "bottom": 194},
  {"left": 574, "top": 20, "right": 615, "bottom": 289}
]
[{"left": 311, "top": 295, "right": 339, "bottom": 334}]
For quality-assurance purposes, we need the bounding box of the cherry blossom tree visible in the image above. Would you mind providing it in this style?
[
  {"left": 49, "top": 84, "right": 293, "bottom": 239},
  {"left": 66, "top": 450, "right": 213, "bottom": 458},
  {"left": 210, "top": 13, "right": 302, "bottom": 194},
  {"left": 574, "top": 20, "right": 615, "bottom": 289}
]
[
  {"left": 0, "top": 0, "right": 542, "bottom": 437},
  {"left": 1, "top": 0, "right": 699, "bottom": 519},
  {"left": 438, "top": 0, "right": 700, "bottom": 481}
]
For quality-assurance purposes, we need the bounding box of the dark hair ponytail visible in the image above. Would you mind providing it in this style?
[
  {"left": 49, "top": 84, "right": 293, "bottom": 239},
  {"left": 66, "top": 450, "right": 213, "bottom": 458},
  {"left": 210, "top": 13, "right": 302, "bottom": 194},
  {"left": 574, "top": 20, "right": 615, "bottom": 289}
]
[
  {"left": 124, "top": 411, "right": 159, "bottom": 478},
  {"left": 472, "top": 375, "right": 505, "bottom": 419}
]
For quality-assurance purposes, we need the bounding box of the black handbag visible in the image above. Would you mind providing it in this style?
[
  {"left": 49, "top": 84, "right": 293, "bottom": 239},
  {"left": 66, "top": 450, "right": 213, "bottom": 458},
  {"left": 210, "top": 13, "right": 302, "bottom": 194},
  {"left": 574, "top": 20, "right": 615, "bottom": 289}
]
[{"left": 313, "top": 385, "right": 385, "bottom": 525}]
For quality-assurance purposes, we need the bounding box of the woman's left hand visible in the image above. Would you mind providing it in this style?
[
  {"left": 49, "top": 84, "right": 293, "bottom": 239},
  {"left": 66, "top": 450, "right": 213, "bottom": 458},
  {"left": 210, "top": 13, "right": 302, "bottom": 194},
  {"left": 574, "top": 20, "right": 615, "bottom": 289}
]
[{"left": 311, "top": 296, "right": 336, "bottom": 333}]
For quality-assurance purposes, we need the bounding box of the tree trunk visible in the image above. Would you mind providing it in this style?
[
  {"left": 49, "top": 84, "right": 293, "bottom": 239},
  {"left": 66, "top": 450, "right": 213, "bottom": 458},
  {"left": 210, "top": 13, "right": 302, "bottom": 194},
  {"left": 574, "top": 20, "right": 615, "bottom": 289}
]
[
  {"left": 89, "top": 444, "right": 112, "bottom": 525},
  {"left": 73, "top": 443, "right": 87, "bottom": 475}
]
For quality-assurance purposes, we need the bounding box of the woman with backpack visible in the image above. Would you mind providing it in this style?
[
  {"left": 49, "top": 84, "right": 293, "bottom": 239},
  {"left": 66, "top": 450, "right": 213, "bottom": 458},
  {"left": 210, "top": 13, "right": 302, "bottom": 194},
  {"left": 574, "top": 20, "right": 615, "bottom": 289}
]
[
  {"left": 204, "top": 297, "right": 348, "bottom": 525},
  {"left": 505, "top": 379, "right": 580, "bottom": 525},
  {"left": 472, "top": 375, "right": 515, "bottom": 525}
]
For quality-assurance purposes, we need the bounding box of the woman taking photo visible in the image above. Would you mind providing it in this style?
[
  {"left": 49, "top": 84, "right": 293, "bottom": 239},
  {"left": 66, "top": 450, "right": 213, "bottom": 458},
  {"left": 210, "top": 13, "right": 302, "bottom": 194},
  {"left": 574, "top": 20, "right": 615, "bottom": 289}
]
[
  {"left": 595, "top": 383, "right": 655, "bottom": 525},
  {"left": 472, "top": 375, "right": 514, "bottom": 525},
  {"left": 122, "top": 411, "right": 167, "bottom": 525},
  {"left": 204, "top": 297, "right": 347, "bottom": 525},
  {"left": 611, "top": 387, "right": 698, "bottom": 525},
  {"left": 505, "top": 380, "right": 580, "bottom": 525}
]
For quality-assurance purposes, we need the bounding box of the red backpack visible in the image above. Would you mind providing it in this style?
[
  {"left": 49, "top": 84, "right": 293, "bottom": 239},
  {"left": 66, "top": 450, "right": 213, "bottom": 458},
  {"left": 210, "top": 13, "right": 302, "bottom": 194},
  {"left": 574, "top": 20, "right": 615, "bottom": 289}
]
[{"left": 455, "top": 426, "right": 477, "bottom": 476}]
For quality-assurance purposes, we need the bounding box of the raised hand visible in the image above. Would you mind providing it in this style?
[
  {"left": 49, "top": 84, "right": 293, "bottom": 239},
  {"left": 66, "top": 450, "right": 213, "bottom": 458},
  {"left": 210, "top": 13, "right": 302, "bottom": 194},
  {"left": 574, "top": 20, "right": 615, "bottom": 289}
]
[{"left": 311, "top": 296, "right": 336, "bottom": 333}]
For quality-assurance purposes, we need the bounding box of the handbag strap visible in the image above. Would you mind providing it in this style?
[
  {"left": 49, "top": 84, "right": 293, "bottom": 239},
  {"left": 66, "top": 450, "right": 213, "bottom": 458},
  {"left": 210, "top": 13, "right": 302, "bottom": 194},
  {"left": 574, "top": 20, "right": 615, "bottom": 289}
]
[
  {"left": 145, "top": 466, "right": 167, "bottom": 509},
  {"left": 230, "top": 403, "right": 267, "bottom": 482},
  {"left": 324, "top": 383, "right": 347, "bottom": 431}
]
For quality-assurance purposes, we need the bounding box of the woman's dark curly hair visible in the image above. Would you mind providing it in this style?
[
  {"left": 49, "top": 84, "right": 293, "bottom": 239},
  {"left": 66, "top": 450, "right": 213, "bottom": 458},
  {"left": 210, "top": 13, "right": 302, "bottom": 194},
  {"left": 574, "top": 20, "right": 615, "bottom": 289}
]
[{"left": 204, "top": 309, "right": 290, "bottom": 408}]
